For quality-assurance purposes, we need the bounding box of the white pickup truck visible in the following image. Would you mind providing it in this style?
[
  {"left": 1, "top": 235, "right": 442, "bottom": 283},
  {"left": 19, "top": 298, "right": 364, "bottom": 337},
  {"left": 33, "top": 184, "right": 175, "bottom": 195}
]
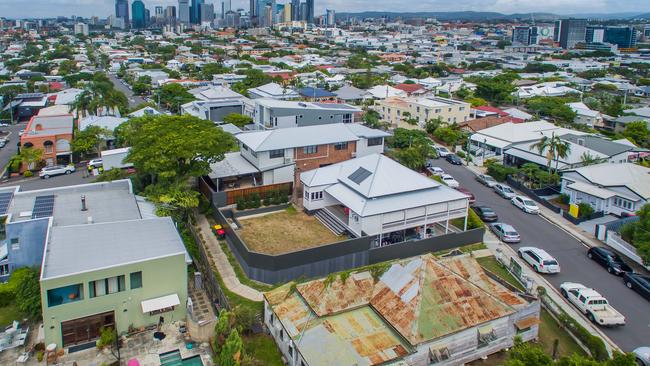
[{"left": 560, "top": 282, "right": 625, "bottom": 326}]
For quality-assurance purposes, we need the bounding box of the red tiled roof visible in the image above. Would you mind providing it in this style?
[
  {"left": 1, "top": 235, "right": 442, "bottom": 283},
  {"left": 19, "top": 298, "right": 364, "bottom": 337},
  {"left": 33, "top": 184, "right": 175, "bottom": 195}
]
[
  {"left": 459, "top": 116, "right": 523, "bottom": 132},
  {"left": 394, "top": 83, "right": 425, "bottom": 93}
]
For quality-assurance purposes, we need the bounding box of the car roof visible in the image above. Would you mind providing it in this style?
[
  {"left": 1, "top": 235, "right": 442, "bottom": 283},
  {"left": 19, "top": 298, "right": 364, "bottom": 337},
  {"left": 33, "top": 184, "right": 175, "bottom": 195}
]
[{"left": 521, "top": 247, "right": 553, "bottom": 259}]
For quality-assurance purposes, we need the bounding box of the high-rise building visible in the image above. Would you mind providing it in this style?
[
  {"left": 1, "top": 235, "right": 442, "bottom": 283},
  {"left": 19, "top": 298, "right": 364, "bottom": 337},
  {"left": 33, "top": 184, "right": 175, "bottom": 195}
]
[
  {"left": 155, "top": 6, "right": 164, "bottom": 17},
  {"left": 178, "top": 0, "right": 190, "bottom": 23},
  {"left": 306, "top": 0, "right": 314, "bottom": 24},
  {"left": 190, "top": 0, "right": 205, "bottom": 24},
  {"left": 74, "top": 22, "right": 89, "bottom": 36},
  {"left": 558, "top": 19, "right": 587, "bottom": 49},
  {"left": 291, "top": 0, "right": 300, "bottom": 21},
  {"left": 604, "top": 26, "right": 638, "bottom": 49},
  {"left": 326, "top": 9, "right": 335, "bottom": 27},
  {"left": 643, "top": 25, "right": 650, "bottom": 40},
  {"left": 200, "top": 2, "right": 215, "bottom": 23},
  {"left": 300, "top": 2, "right": 307, "bottom": 22},
  {"left": 131, "top": 0, "right": 146, "bottom": 28},
  {"left": 115, "top": 0, "right": 130, "bottom": 27},
  {"left": 283, "top": 3, "right": 291, "bottom": 23},
  {"left": 512, "top": 26, "right": 532, "bottom": 45},
  {"left": 221, "top": 0, "right": 231, "bottom": 19},
  {"left": 165, "top": 6, "right": 177, "bottom": 26},
  {"left": 225, "top": 10, "right": 240, "bottom": 27},
  {"left": 250, "top": 0, "right": 256, "bottom": 17}
]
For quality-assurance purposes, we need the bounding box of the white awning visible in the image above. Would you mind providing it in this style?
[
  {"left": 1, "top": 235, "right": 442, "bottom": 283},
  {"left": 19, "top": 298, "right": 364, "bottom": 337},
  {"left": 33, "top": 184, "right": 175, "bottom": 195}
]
[{"left": 141, "top": 293, "right": 180, "bottom": 313}]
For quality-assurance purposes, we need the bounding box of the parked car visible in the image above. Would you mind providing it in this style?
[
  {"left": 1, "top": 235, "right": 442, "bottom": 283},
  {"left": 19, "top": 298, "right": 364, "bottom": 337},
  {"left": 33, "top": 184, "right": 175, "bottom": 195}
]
[
  {"left": 427, "top": 166, "right": 444, "bottom": 176},
  {"left": 0, "top": 122, "right": 10, "bottom": 127},
  {"left": 39, "top": 165, "right": 75, "bottom": 179},
  {"left": 0, "top": 140, "right": 5, "bottom": 148},
  {"left": 560, "top": 282, "right": 626, "bottom": 326},
  {"left": 472, "top": 206, "right": 498, "bottom": 222},
  {"left": 476, "top": 174, "right": 497, "bottom": 188},
  {"left": 587, "top": 247, "right": 633, "bottom": 276},
  {"left": 18, "top": 129, "right": 24, "bottom": 136},
  {"left": 440, "top": 174, "right": 459, "bottom": 188},
  {"left": 633, "top": 347, "right": 650, "bottom": 366},
  {"left": 518, "top": 247, "right": 560, "bottom": 273},
  {"left": 456, "top": 187, "right": 475, "bottom": 205},
  {"left": 446, "top": 154, "right": 462, "bottom": 165},
  {"left": 490, "top": 223, "right": 521, "bottom": 243},
  {"left": 511, "top": 196, "right": 540, "bottom": 214},
  {"left": 623, "top": 272, "right": 650, "bottom": 301},
  {"left": 493, "top": 183, "right": 516, "bottom": 199},
  {"left": 88, "top": 158, "right": 103, "bottom": 169},
  {"left": 435, "top": 146, "right": 451, "bottom": 157}
]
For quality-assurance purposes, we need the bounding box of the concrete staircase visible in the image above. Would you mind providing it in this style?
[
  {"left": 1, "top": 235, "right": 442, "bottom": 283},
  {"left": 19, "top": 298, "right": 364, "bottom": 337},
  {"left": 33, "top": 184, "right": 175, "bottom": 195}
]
[{"left": 314, "top": 209, "right": 348, "bottom": 236}]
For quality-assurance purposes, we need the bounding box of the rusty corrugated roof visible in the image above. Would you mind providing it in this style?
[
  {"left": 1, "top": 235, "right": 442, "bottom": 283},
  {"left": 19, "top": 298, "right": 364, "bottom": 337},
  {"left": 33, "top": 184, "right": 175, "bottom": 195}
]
[{"left": 297, "top": 271, "right": 375, "bottom": 317}]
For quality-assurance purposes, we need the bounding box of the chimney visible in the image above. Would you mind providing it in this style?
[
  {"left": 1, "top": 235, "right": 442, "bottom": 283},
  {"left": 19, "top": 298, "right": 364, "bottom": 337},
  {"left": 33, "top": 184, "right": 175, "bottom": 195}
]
[{"left": 81, "top": 195, "right": 87, "bottom": 211}]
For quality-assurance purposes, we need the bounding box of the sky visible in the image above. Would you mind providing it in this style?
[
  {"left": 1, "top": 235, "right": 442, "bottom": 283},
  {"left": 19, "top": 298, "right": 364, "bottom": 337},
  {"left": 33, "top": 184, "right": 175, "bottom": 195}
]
[{"left": 0, "top": 0, "right": 648, "bottom": 19}]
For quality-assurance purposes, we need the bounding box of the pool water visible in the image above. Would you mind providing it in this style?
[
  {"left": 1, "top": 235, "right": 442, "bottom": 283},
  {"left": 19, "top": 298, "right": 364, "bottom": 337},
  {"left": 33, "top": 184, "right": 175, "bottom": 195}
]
[{"left": 159, "top": 350, "right": 204, "bottom": 366}]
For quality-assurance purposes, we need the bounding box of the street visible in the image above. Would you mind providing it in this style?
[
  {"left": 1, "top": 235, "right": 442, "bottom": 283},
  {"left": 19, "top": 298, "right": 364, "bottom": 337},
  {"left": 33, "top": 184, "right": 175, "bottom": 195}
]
[
  {"left": 106, "top": 73, "right": 146, "bottom": 109},
  {"left": 435, "top": 158, "right": 649, "bottom": 351},
  {"left": 0, "top": 170, "right": 90, "bottom": 191},
  {"left": 0, "top": 122, "right": 26, "bottom": 175}
]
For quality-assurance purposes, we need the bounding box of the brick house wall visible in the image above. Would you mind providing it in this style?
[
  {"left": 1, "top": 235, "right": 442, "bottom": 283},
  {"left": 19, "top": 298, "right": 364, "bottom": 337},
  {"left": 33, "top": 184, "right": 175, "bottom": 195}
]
[{"left": 292, "top": 141, "right": 357, "bottom": 197}]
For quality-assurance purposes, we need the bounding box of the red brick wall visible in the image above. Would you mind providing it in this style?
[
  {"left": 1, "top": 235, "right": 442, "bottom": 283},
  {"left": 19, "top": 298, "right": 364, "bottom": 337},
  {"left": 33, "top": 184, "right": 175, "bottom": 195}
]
[{"left": 292, "top": 141, "right": 357, "bottom": 190}]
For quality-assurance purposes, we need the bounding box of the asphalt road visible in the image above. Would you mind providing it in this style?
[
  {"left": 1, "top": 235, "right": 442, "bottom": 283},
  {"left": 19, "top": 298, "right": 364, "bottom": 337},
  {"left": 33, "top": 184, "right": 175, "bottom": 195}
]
[
  {"left": 107, "top": 73, "right": 145, "bottom": 109},
  {"left": 0, "top": 122, "right": 27, "bottom": 174},
  {"left": 435, "top": 158, "right": 649, "bottom": 352},
  {"left": 0, "top": 170, "right": 90, "bottom": 191}
]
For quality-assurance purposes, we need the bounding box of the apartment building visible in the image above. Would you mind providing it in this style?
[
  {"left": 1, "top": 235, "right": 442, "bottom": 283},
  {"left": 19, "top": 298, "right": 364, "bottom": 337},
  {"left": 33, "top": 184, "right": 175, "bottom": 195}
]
[
  {"left": 208, "top": 123, "right": 389, "bottom": 191},
  {"left": 181, "top": 85, "right": 254, "bottom": 124},
  {"left": 252, "top": 99, "right": 361, "bottom": 130},
  {"left": 375, "top": 96, "right": 471, "bottom": 128}
]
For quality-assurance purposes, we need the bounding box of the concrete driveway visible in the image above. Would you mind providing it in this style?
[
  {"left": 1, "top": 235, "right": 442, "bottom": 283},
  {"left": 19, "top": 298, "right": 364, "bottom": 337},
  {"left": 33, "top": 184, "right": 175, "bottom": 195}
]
[{"left": 436, "top": 158, "right": 649, "bottom": 352}]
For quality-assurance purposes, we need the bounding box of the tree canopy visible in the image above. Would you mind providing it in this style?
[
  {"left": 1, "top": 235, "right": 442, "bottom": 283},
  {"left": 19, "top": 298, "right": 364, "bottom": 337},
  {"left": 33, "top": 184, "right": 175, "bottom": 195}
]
[
  {"left": 222, "top": 113, "right": 253, "bottom": 128},
  {"left": 155, "top": 83, "right": 196, "bottom": 113}
]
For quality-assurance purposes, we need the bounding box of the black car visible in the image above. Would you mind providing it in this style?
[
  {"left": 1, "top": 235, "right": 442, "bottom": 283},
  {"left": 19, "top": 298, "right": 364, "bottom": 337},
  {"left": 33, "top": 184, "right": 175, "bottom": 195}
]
[
  {"left": 587, "top": 247, "right": 633, "bottom": 275},
  {"left": 446, "top": 154, "right": 463, "bottom": 165},
  {"left": 623, "top": 272, "right": 650, "bottom": 301},
  {"left": 472, "top": 206, "right": 498, "bottom": 222}
]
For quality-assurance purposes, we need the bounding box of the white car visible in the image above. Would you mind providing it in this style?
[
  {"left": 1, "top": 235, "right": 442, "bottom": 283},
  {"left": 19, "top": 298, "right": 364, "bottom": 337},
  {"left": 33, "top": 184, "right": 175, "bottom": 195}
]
[
  {"left": 427, "top": 166, "right": 444, "bottom": 176},
  {"left": 88, "top": 158, "right": 103, "bottom": 169},
  {"left": 518, "top": 247, "right": 560, "bottom": 273},
  {"left": 39, "top": 165, "right": 76, "bottom": 179},
  {"left": 435, "top": 146, "right": 451, "bottom": 157},
  {"left": 560, "top": 282, "right": 626, "bottom": 326},
  {"left": 511, "top": 195, "right": 540, "bottom": 214},
  {"left": 441, "top": 174, "right": 459, "bottom": 188}
]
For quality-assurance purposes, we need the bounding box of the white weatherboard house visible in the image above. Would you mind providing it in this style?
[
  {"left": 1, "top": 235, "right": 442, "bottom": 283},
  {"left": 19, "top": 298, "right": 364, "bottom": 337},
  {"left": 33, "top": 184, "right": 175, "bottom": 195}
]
[
  {"left": 300, "top": 154, "right": 469, "bottom": 241},
  {"left": 560, "top": 163, "right": 650, "bottom": 216}
]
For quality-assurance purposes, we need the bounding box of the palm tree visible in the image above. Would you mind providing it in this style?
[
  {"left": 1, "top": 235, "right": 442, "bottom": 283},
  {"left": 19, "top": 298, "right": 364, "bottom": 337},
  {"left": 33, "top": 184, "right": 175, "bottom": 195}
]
[
  {"left": 580, "top": 152, "right": 599, "bottom": 166},
  {"left": 530, "top": 133, "right": 571, "bottom": 174},
  {"left": 553, "top": 140, "right": 571, "bottom": 173},
  {"left": 18, "top": 147, "right": 43, "bottom": 171}
]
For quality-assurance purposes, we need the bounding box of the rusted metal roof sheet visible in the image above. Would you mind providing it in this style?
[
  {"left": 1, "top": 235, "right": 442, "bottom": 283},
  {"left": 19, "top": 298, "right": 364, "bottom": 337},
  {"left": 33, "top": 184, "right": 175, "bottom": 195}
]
[{"left": 297, "top": 271, "right": 375, "bottom": 317}]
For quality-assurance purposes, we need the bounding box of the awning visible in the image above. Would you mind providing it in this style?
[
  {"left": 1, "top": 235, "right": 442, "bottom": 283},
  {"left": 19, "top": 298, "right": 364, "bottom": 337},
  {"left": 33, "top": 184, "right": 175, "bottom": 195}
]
[
  {"left": 141, "top": 294, "right": 180, "bottom": 313},
  {"left": 566, "top": 182, "right": 616, "bottom": 200},
  {"left": 514, "top": 316, "right": 541, "bottom": 330}
]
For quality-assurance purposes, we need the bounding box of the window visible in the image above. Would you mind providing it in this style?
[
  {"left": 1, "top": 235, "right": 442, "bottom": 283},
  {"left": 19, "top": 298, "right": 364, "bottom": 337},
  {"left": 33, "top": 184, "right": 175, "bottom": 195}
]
[
  {"left": 130, "top": 271, "right": 142, "bottom": 289},
  {"left": 269, "top": 149, "right": 284, "bottom": 159},
  {"left": 0, "top": 264, "right": 9, "bottom": 276},
  {"left": 334, "top": 142, "right": 348, "bottom": 150},
  {"left": 435, "top": 108, "right": 441, "bottom": 113},
  {"left": 303, "top": 145, "right": 318, "bottom": 155},
  {"left": 89, "top": 275, "right": 125, "bottom": 298},
  {"left": 614, "top": 197, "right": 634, "bottom": 211},
  {"left": 304, "top": 190, "right": 309, "bottom": 200},
  {"left": 47, "top": 284, "right": 84, "bottom": 307},
  {"left": 416, "top": 107, "right": 420, "bottom": 113},
  {"left": 249, "top": 150, "right": 257, "bottom": 158},
  {"left": 241, "top": 144, "right": 248, "bottom": 151},
  {"left": 342, "top": 113, "right": 352, "bottom": 123},
  {"left": 310, "top": 191, "right": 323, "bottom": 200},
  {"left": 10, "top": 238, "right": 19, "bottom": 251},
  {"left": 367, "top": 137, "right": 383, "bottom": 146},
  {"left": 459, "top": 106, "right": 465, "bottom": 111},
  {"left": 44, "top": 144, "right": 53, "bottom": 153},
  {"left": 448, "top": 108, "right": 452, "bottom": 112}
]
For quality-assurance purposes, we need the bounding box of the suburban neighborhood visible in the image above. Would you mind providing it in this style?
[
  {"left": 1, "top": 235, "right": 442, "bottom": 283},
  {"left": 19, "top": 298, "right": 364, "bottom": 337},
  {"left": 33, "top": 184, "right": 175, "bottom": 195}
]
[{"left": 0, "top": 2, "right": 649, "bottom": 366}]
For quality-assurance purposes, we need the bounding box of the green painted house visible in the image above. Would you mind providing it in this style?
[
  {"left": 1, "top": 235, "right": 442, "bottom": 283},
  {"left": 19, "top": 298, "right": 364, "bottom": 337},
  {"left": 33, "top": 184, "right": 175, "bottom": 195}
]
[{"left": 40, "top": 217, "right": 191, "bottom": 348}]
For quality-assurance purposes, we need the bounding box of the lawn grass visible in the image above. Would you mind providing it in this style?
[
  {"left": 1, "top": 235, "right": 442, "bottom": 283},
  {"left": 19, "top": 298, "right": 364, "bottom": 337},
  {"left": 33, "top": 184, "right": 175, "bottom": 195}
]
[
  {"left": 243, "top": 334, "right": 284, "bottom": 366},
  {"left": 476, "top": 256, "right": 526, "bottom": 292},
  {"left": 237, "top": 208, "right": 344, "bottom": 255},
  {"left": 0, "top": 304, "right": 22, "bottom": 327},
  {"left": 538, "top": 309, "right": 586, "bottom": 358}
]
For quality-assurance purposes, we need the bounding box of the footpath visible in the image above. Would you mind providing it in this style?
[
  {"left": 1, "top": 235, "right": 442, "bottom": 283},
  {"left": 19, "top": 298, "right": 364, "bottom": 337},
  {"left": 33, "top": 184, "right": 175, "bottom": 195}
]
[{"left": 196, "top": 215, "right": 264, "bottom": 302}]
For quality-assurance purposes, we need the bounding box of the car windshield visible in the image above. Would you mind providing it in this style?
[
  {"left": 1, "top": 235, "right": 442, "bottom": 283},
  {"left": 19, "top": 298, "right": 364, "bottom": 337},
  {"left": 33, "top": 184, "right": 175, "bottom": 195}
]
[
  {"left": 543, "top": 260, "right": 558, "bottom": 266},
  {"left": 504, "top": 187, "right": 514, "bottom": 193},
  {"left": 505, "top": 231, "right": 518, "bottom": 236},
  {"left": 485, "top": 176, "right": 495, "bottom": 181},
  {"left": 523, "top": 199, "right": 536, "bottom": 206},
  {"left": 482, "top": 208, "right": 494, "bottom": 214}
]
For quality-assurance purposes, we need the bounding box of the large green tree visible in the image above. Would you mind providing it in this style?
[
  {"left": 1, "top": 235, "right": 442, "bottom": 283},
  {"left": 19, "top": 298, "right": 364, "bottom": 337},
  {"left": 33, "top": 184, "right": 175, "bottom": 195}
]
[
  {"left": 219, "top": 329, "right": 244, "bottom": 366},
  {"left": 620, "top": 121, "right": 649, "bottom": 147},
  {"left": 155, "top": 83, "right": 195, "bottom": 113},
  {"left": 121, "top": 114, "right": 236, "bottom": 186},
  {"left": 222, "top": 113, "right": 253, "bottom": 128},
  {"left": 71, "top": 125, "right": 111, "bottom": 156},
  {"left": 11, "top": 267, "right": 42, "bottom": 320}
]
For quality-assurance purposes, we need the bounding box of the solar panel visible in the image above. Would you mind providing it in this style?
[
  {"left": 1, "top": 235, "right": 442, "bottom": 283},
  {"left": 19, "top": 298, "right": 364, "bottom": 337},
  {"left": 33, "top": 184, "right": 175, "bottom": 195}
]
[
  {"left": 0, "top": 192, "right": 13, "bottom": 215},
  {"left": 32, "top": 195, "right": 55, "bottom": 219},
  {"left": 348, "top": 167, "right": 372, "bottom": 185}
]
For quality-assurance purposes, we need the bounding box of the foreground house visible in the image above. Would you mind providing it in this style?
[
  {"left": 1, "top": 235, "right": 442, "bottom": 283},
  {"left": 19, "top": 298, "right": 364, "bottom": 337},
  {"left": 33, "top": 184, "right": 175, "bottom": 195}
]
[
  {"left": 560, "top": 163, "right": 650, "bottom": 216},
  {"left": 264, "top": 253, "right": 540, "bottom": 366},
  {"left": 301, "top": 154, "right": 469, "bottom": 240}
]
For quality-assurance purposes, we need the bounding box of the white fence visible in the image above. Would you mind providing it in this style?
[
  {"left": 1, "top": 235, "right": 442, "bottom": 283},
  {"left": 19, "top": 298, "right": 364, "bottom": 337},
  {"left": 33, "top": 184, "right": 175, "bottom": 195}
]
[{"left": 602, "top": 229, "right": 649, "bottom": 270}]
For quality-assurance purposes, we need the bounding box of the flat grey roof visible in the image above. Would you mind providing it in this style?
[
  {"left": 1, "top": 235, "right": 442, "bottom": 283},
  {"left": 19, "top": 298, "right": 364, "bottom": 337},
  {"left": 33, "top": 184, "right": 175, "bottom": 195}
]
[
  {"left": 41, "top": 217, "right": 188, "bottom": 280},
  {"left": 8, "top": 180, "right": 142, "bottom": 226}
]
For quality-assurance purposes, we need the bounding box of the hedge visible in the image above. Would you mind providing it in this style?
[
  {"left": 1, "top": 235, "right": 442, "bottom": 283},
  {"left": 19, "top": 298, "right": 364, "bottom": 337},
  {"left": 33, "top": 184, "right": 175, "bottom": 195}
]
[
  {"left": 486, "top": 162, "right": 518, "bottom": 182},
  {"left": 557, "top": 312, "right": 608, "bottom": 361}
]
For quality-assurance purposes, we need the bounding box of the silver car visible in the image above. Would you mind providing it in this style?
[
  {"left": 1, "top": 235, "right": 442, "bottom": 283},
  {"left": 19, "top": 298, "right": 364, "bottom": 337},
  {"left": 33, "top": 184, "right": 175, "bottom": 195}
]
[
  {"left": 490, "top": 223, "right": 521, "bottom": 243},
  {"left": 633, "top": 347, "right": 650, "bottom": 366},
  {"left": 494, "top": 183, "right": 516, "bottom": 199},
  {"left": 476, "top": 174, "right": 497, "bottom": 188},
  {"left": 39, "top": 165, "right": 76, "bottom": 179}
]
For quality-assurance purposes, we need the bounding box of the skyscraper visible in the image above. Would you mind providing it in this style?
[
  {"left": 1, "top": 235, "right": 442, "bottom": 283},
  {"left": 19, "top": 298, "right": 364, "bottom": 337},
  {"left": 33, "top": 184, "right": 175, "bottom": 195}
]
[
  {"left": 512, "top": 26, "right": 532, "bottom": 45},
  {"left": 326, "top": 9, "right": 335, "bottom": 27},
  {"left": 283, "top": 3, "right": 291, "bottom": 23},
  {"left": 190, "top": 0, "right": 205, "bottom": 24},
  {"left": 115, "top": 0, "right": 130, "bottom": 27},
  {"left": 250, "top": 0, "right": 256, "bottom": 17},
  {"left": 306, "top": 0, "right": 314, "bottom": 24},
  {"left": 178, "top": 0, "right": 190, "bottom": 23},
  {"left": 200, "top": 2, "right": 215, "bottom": 23},
  {"left": 291, "top": 0, "right": 300, "bottom": 21},
  {"left": 221, "top": 0, "right": 231, "bottom": 19},
  {"left": 558, "top": 19, "right": 587, "bottom": 49},
  {"left": 165, "top": 6, "right": 177, "bottom": 26},
  {"left": 131, "top": 0, "right": 146, "bottom": 28},
  {"left": 604, "top": 26, "right": 638, "bottom": 49}
]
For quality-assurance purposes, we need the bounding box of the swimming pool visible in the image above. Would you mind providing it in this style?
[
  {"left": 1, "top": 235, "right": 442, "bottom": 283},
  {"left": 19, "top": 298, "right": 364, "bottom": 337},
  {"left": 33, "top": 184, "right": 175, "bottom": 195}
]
[{"left": 159, "top": 350, "right": 204, "bottom": 366}]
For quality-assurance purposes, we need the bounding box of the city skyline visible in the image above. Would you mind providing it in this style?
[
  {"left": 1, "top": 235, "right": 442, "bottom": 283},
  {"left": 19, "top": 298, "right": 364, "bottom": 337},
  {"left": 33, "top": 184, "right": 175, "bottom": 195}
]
[{"left": 0, "top": 0, "right": 649, "bottom": 19}]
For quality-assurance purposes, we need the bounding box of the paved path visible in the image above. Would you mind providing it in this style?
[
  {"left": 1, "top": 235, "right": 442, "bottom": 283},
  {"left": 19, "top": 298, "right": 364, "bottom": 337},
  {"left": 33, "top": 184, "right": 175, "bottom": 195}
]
[
  {"left": 438, "top": 157, "right": 642, "bottom": 351},
  {"left": 196, "top": 215, "right": 263, "bottom": 302}
]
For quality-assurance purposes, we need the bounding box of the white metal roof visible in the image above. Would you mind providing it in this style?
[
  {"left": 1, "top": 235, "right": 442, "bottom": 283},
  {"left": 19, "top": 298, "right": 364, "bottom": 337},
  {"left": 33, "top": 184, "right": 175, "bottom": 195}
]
[
  {"left": 208, "top": 152, "right": 259, "bottom": 179},
  {"left": 236, "top": 123, "right": 360, "bottom": 152},
  {"left": 565, "top": 163, "right": 650, "bottom": 199},
  {"left": 141, "top": 293, "right": 181, "bottom": 313},
  {"left": 566, "top": 181, "right": 616, "bottom": 199}
]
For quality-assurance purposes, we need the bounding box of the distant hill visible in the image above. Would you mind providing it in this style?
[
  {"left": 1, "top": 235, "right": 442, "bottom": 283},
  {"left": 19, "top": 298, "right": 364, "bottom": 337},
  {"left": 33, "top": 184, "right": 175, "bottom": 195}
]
[{"left": 334, "top": 10, "right": 649, "bottom": 22}]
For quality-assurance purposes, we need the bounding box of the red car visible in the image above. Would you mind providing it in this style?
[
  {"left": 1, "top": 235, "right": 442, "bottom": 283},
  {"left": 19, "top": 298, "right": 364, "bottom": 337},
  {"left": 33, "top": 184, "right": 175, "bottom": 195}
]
[{"left": 456, "top": 186, "right": 476, "bottom": 205}]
